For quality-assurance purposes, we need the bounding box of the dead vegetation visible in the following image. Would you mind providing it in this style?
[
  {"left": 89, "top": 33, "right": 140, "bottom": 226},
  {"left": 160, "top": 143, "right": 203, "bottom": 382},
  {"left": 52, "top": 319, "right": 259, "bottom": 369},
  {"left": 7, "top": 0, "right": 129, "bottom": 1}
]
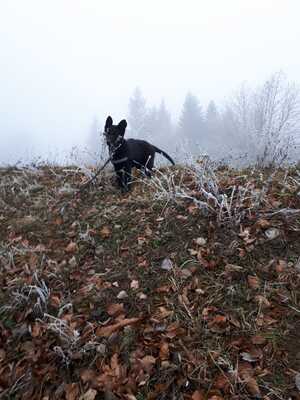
[{"left": 0, "top": 163, "right": 300, "bottom": 400}]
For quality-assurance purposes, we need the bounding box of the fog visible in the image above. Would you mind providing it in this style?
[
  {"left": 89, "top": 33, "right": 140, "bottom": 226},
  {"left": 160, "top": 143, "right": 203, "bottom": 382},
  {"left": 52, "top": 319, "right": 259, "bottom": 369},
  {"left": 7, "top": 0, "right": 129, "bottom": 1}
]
[{"left": 1, "top": 1, "right": 300, "bottom": 165}]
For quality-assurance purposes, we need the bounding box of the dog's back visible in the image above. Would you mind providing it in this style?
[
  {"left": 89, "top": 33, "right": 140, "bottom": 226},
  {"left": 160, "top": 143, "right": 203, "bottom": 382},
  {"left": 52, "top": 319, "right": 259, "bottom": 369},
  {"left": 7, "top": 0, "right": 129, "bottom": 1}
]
[{"left": 126, "top": 139, "right": 156, "bottom": 166}]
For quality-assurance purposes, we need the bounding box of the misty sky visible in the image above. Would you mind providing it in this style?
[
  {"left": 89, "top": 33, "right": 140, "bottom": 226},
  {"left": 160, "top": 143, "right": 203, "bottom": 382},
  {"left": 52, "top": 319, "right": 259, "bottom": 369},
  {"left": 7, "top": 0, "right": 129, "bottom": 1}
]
[{"left": 1, "top": 0, "right": 300, "bottom": 163}]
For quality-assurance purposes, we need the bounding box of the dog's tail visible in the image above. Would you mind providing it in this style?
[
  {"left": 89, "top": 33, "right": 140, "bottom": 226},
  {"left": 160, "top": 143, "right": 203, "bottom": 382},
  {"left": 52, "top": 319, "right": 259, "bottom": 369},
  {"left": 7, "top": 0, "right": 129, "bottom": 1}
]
[{"left": 153, "top": 146, "right": 175, "bottom": 165}]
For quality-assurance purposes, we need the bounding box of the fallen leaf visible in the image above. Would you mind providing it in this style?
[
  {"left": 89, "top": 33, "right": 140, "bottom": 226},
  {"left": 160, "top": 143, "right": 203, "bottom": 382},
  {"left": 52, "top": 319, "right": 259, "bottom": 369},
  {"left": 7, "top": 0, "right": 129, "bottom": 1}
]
[
  {"left": 251, "top": 335, "right": 266, "bottom": 345},
  {"left": 130, "top": 280, "right": 139, "bottom": 289},
  {"left": 275, "top": 259, "right": 287, "bottom": 273},
  {"left": 160, "top": 258, "right": 173, "bottom": 271},
  {"left": 0, "top": 349, "right": 6, "bottom": 361},
  {"left": 240, "top": 352, "right": 259, "bottom": 363},
  {"left": 255, "top": 218, "right": 270, "bottom": 229},
  {"left": 228, "top": 315, "right": 241, "bottom": 328},
  {"left": 31, "top": 322, "right": 41, "bottom": 337},
  {"left": 65, "top": 241, "right": 78, "bottom": 253},
  {"left": 295, "top": 372, "right": 300, "bottom": 392},
  {"left": 208, "top": 315, "right": 227, "bottom": 332},
  {"left": 192, "top": 390, "right": 205, "bottom": 400},
  {"left": 100, "top": 226, "right": 111, "bottom": 239},
  {"left": 117, "top": 290, "right": 128, "bottom": 299},
  {"left": 138, "top": 293, "right": 147, "bottom": 300},
  {"left": 159, "top": 342, "right": 169, "bottom": 361},
  {"left": 65, "top": 383, "right": 80, "bottom": 400},
  {"left": 208, "top": 315, "right": 227, "bottom": 326},
  {"left": 156, "top": 306, "right": 173, "bottom": 319},
  {"left": 238, "top": 362, "right": 261, "bottom": 398},
  {"left": 107, "top": 303, "right": 124, "bottom": 316},
  {"left": 79, "top": 389, "right": 98, "bottom": 400},
  {"left": 145, "top": 226, "right": 153, "bottom": 237},
  {"left": 265, "top": 228, "right": 280, "bottom": 240},
  {"left": 194, "top": 237, "right": 207, "bottom": 246},
  {"left": 96, "top": 317, "right": 140, "bottom": 337},
  {"left": 124, "top": 395, "right": 137, "bottom": 400},
  {"left": 179, "top": 268, "right": 193, "bottom": 279},
  {"left": 255, "top": 295, "right": 271, "bottom": 308},
  {"left": 54, "top": 216, "right": 63, "bottom": 225},
  {"left": 140, "top": 355, "right": 156, "bottom": 372},
  {"left": 295, "top": 257, "right": 300, "bottom": 272},
  {"left": 247, "top": 275, "right": 260, "bottom": 289}
]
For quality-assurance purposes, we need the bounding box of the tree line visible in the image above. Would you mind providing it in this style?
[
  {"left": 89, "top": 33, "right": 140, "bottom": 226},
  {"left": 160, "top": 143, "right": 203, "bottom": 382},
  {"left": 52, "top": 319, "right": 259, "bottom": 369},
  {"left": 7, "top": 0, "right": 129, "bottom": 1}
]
[{"left": 87, "top": 72, "right": 300, "bottom": 167}]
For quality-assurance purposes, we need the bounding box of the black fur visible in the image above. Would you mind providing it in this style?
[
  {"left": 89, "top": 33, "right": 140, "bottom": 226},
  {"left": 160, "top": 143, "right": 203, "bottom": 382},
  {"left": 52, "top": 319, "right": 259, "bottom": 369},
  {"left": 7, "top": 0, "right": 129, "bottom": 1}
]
[{"left": 104, "top": 116, "right": 175, "bottom": 191}]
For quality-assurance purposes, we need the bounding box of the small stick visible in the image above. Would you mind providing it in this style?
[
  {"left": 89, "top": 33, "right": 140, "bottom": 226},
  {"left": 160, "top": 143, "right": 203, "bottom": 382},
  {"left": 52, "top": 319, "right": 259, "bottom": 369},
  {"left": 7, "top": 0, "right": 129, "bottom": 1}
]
[{"left": 77, "top": 157, "right": 111, "bottom": 194}]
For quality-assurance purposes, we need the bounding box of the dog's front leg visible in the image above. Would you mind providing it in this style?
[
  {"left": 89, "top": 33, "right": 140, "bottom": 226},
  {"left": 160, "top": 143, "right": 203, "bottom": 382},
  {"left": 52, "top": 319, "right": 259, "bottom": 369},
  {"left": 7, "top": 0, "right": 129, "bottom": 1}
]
[
  {"left": 124, "top": 166, "right": 133, "bottom": 191},
  {"left": 116, "top": 169, "right": 126, "bottom": 190}
]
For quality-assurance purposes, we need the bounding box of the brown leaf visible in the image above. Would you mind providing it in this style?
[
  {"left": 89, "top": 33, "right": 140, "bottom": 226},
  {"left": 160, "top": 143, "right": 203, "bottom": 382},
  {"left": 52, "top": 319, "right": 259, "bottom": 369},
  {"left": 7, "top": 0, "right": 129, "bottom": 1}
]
[
  {"left": 255, "top": 295, "right": 271, "bottom": 308},
  {"left": 140, "top": 355, "right": 156, "bottom": 372},
  {"left": 50, "top": 294, "right": 61, "bottom": 307},
  {"left": 214, "top": 373, "right": 231, "bottom": 392},
  {"left": 247, "top": 275, "right": 260, "bottom": 289},
  {"left": 54, "top": 216, "right": 63, "bottom": 225},
  {"left": 65, "top": 241, "right": 78, "bottom": 253},
  {"left": 192, "top": 390, "right": 205, "bottom": 400},
  {"left": 31, "top": 322, "right": 41, "bottom": 337},
  {"left": 110, "top": 353, "right": 119, "bottom": 370},
  {"left": 156, "top": 285, "right": 171, "bottom": 293},
  {"left": 145, "top": 226, "right": 153, "bottom": 237},
  {"left": 80, "top": 369, "right": 98, "bottom": 383},
  {"left": 159, "top": 342, "right": 170, "bottom": 361},
  {"left": 238, "top": 362, "right": 261, "bottom": 398},
  {"left": 100, "top": 226, "right": 111, "bottom": 239},
  {"left": 240, "top": 348, "right": 263, "bottom": 363},
  {"left": 156, "top": 306, "right": 173, "bottom": 319},
  {"left": 0, "top": 349, "right": 6, "bottom": 361},
  {"left": 79, "top": 389, "right": 98, "bottom": 400},
  {"left": 244, "top": 377, "right": 261, "bottom": 397},
  {"left": 275, "top": 259, "right": 287, "bottom": 273},
  {"left": 251, "top": 335, "right": 266, "bottom": 345},
  {"left": 65, "top": 383, "right": 80, "bottom": 400},
  {"left": 96, "top": 317, "right": 140, "bottom": 337},
  {"left": 106, "top": 303, "right": 124, "bottom": 316},
  {"left": 208, "top": 315, "right": 227, "bottom": 327},
  {"left": 255, "top": 219, "right": 270, "bottom": 229},
  {"left": 228, "top": 315, "right": 241, "bottom": 328},
  {"left": 188, "top": 203, "right": 199, "bottom": 214},
  {"left": 130, "top": 280, "right": 139, "bottom": 289}
]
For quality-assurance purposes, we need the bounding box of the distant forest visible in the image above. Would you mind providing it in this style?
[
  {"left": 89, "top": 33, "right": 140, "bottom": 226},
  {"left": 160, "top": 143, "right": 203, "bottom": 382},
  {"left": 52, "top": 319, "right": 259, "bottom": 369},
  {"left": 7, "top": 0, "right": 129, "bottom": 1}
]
[{"left": 88, "top": 72, "right": 300, "bottom": 167}]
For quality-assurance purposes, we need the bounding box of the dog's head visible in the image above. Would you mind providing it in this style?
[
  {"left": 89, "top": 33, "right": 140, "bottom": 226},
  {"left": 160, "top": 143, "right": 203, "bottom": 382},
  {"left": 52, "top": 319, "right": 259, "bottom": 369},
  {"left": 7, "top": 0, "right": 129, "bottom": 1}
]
[{"left": 104, "top": 116, "right": 127, "bottom": 148}]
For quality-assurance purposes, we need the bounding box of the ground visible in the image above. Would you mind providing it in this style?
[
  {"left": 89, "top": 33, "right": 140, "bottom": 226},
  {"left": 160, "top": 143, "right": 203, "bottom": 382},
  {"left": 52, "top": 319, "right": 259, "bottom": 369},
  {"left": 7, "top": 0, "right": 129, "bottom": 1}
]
[{"left": 0, "top": 164, "right": 300, "bottom": 400}]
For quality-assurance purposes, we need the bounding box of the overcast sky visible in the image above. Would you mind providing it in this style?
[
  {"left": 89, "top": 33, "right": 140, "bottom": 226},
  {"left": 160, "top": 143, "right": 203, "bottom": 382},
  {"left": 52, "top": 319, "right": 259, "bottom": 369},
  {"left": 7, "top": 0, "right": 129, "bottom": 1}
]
[{"left": 1, "top": 0, "right": 300, "bottom": 163}]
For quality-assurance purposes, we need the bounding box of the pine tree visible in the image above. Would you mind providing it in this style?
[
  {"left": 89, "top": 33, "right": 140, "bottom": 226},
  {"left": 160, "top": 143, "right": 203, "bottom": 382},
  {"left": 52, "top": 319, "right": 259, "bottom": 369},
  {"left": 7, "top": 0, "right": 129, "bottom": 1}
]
[
  {"left": 204, "top": 100, "right": 221, "bottom": 154},
  {"left": 85, "top": 117, "right": 104, "bottom": 164},
  {"left": 179, "top": 92, "right": 204, "bottom": 149},
  {"left": 205, "top": 101, "right": 219, "bottom": 126},
  {"left": 156, "top": 100, "right": 173, "bottom": 148},
  {"left": 128, "top": 87, "right": 147, "bottom": 138}
]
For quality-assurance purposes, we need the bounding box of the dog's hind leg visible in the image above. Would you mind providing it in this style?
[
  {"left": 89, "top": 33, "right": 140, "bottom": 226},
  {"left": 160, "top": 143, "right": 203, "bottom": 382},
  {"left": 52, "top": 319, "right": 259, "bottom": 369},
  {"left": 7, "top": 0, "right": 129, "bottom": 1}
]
[{"left": 124, "top": 166, "right": 133, "bottom": 191}]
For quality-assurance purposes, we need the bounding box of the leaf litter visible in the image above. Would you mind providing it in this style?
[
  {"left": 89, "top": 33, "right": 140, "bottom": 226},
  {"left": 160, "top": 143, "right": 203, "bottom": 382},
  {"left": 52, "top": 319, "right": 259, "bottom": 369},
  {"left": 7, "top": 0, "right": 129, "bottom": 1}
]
[{"left": 0, "top": 165, "right": 300, "bottom": 399}]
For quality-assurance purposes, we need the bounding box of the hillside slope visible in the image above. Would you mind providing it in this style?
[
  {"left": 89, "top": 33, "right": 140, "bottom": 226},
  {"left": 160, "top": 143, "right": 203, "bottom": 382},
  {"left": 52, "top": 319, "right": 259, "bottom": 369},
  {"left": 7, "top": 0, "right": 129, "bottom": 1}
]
[{"left": 0, "top": 165, "right": 300, "bottom": 399}]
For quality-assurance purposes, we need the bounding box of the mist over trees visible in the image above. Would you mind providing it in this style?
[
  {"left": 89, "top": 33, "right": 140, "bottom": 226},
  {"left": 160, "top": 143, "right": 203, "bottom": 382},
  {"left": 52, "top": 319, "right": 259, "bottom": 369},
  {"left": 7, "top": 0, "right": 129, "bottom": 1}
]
[{"left": 86, "top": 72, "right": 300, "bottom": 167}]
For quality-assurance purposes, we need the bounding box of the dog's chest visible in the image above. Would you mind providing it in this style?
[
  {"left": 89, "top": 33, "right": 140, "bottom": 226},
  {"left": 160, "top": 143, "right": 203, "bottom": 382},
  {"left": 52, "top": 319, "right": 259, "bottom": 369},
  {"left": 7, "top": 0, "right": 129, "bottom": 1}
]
[{"left": 110, "top": 144, "right": 130, "bottom": 167}]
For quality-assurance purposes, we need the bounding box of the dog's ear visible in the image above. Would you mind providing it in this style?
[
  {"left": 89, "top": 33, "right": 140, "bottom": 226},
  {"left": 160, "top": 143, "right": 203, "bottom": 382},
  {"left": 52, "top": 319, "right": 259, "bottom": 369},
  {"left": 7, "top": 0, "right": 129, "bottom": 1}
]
[
  {"left": 118, "top": 119, "right": 127, "bottom": 136},
  {"left": 104, "top": 116, "right": 113, "bottom": 133}
]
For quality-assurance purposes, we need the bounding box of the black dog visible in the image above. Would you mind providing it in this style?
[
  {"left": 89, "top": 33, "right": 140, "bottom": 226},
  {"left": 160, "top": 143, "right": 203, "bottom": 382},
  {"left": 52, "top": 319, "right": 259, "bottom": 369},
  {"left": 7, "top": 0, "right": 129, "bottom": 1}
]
[{"left": 104, "top": 116, "right": 175, "bottom": 191}]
